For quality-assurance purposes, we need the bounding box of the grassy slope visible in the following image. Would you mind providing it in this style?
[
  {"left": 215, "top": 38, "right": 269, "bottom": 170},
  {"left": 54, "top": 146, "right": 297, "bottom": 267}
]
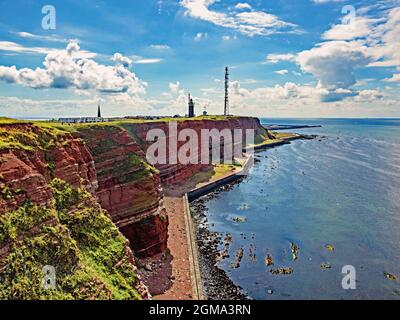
[{"left": 0, "top": 179, "right": 143, "bottom": 300}]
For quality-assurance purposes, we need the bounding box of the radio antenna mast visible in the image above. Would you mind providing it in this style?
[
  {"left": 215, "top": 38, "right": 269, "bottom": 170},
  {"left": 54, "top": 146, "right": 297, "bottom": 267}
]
[{"left": 224, "top": 66, "right": 229, "bottom": 116}]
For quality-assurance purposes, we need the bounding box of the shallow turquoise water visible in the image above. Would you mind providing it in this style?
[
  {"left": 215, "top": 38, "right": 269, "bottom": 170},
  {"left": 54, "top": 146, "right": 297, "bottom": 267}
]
[{"left": 201, "top": 119, "right": 400, "bottom": 300}]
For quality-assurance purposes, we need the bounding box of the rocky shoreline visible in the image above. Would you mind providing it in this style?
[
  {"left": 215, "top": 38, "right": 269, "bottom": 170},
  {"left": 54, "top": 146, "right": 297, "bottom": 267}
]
[
  {"left": 190, "top": 180, "right": 250, "bottom": 300},
  {"left": 188, "top": 134, "right": 320, "bottom": 300}
]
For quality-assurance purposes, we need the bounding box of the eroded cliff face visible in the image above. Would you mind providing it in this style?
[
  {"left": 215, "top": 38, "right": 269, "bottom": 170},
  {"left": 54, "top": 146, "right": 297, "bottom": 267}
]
[
  {"left": 123, "top": 117, "right": 267, "bottom": 184},
  {"left": 0, "top": 123, "right": 97, "bottom": 214},
  {"left": 76, "top": 125, "right": 168, "bottom": 257},
  {"left": 0, "top": 123, "right": 150, "bottom": 299}
]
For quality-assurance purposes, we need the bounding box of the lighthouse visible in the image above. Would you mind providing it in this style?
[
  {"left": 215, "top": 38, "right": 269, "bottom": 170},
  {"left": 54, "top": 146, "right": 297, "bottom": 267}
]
[{"left": 188, "top": 93, "right": 195, "bottom": 118}]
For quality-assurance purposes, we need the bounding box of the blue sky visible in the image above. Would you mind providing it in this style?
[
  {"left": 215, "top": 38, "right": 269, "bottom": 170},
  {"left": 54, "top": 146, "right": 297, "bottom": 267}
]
[{"left": 0, "top": 0, "right": 399, "bottom": 118}]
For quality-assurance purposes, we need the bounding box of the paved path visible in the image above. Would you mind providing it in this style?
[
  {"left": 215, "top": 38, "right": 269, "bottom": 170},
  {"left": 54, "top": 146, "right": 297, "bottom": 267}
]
[{"left": 154, "top": 196, "right": 192, "bottom": 300}]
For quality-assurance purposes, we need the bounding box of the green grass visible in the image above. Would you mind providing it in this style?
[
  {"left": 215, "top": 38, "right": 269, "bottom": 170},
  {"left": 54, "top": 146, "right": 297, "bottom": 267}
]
[
  {"left": 0, "top": 120, "right": 72, "bottom": 151},
  {"left": 0, "top": 179, "right": 144, "bottom": 300}
]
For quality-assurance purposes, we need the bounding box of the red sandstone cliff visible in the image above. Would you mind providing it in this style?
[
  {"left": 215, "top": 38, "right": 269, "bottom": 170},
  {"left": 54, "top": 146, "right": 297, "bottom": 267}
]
[
  {"left": 1, "top": 117, "right": 268, "bottom": 259},
  {"left": 76, "top": 125, "right": 168, "bottom": 257},
  {"left": 125, "top": 117, "right": 266, "bottom": 184},
  {"left": 0, "top": 123, "right": 97, "bottom": 214}
]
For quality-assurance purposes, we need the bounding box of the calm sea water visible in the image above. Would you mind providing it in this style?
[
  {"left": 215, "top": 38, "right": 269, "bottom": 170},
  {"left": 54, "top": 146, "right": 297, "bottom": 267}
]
[{"left": 201, "top": 118, "right": 400, "bottom": 300}]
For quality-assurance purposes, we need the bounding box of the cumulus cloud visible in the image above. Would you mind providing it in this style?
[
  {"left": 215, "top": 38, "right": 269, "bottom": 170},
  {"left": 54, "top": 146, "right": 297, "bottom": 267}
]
[
  {"left": 295, "top": 6, "right": 400, "bottom": 101},
  {"left": 273, "top": 6, "right": 399, "bottom": 103},
  {"left": 235, "top": 3, "right": 252, "bottom": 10},
  {"left": 367, "top": 7, "right": 400, "bottom": 70},
  {"left": 354, "top": 89, "right": 385, "bottom": 102},
  {"left": 224, "top": 80, "right": 398, "bottom": 117},
  {"left": 296, "top": 40, "right": 374, "bottom": 101},
  {"left": 384, "top": 74, "right": 400, "bottom": 82},
  {"left": 275, "top": 69, "right": 289, "bottom": 75},
  {"left": 297, "top": 41, "right": 371, "bottom": 89},
  {"left": 322, "top": 17, "right": 380, "bottom": 41},
  {"left": 0, "top": 41, "right": 146, "bottom": 96},
  {"left": 180, "top": 0, "right": 298, "bottom": 36},
  {"left": 231, "top": 81, "right": 320, "bottom": 101},
  {"left": 264, "top": 53, "right": 296, "bottom": 64},
  {"left": 169, "top": 81, "right": 181, "bottom": 93},
  {"left": 111, "top": 53, "right": 132, "bottom": 67}
]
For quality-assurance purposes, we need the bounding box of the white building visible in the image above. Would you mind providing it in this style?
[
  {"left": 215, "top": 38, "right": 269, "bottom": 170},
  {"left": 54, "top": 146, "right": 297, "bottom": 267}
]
[{"left": 58, "top": 117, "right": 106, "bottom": 124}]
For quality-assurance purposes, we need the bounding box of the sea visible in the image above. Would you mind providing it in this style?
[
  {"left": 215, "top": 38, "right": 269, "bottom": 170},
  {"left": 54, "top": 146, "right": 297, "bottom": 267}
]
[{"left": 199, "top": 118, "right": 400, "bottom": 300}]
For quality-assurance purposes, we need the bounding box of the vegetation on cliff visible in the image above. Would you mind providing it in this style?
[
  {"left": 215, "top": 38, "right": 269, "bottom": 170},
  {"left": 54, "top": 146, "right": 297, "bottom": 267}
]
[
  {"left": 0, "top": 179, "right": 145, "bottom": 300},
  {"left": 0, "top": 118, "right": 76, "bottom": 152},
  {"left": 76, "top": 125, "right": 159, "bottom": 185}
]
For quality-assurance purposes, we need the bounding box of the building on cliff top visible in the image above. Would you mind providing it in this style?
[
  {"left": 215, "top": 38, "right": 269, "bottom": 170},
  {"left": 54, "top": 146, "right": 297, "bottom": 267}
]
[
  {"left": 188, "top": 93, "right": 195, "bottom": 118},
  {"left": 58, "top": 105, "right": 105, "bottom": 123}
]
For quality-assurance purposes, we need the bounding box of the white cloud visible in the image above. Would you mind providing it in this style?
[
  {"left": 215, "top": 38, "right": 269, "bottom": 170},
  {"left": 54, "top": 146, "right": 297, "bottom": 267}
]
[
  {"left": 0, "top": 41, "right": 55, "bottom": 55},
  {"left": 0, "top": 40, "right": 96, "bottom": 58},
  {"left": 224, "top": 80, "right": 399, "bottom": 117},
  {"left": 322, "top": 17, "right": 380, "bottom": 41},
  {"left": 296, "top": 6, "right": 400, "bottom": 101},
  {"left": 0, "top": 41, "right": 146, "bottom": 96},
  {"left": 13, "top": 31, "right": 68, "bottom": 43},
  {"left": 236, "top": 11, "right": 294, "bottom": 29},
  {"left": 354, "top": 89, "right": 385, "bottom": 102},
  {"left": 297, "top": 41, "right": 371, "bottom": 90},
  {"left": 260, "top": 7, "right": 400, "bottom": 103},
  {"left": 180, "top": 0, "right": 298, "bottom": 36},
  {"left": 194, "top": 32, "right": 208, "bottom": 41},
  {"left": 150, "top": 44, "right": 171, "bottom": 50},
  {"left": 235, "top": 3, "right": 252, "bottom": 10},
  {"left": 312, "top": 0, "right": 344, "bottom": 4},
  {"left": 296, "top": 40, "right": 372, "bottom": 101},
  {"left": 111, "top": 53, "right": 132, "bottom": 67},
  {"left": 367, "top": 7, "right": 400, "bottom": 70},
  {"left": 265, "top": 53, "right": 296, "bottom": 64},
  {"left": 132, "top": 57, "right": 163, "bottom": 64},
  {"left": 0, "top": 95, "right": 156, "bottom": 118},
  {"left": 384, "top": 74, "right": 400, "bottom": 82},
  {"left": 169, "top": 81, "right": 181, "bottom": 93},
  {"left": 222, "top": 35, "right": 237, "bottom": 41},
  {"left": 275, "top": 69, "right": 289, "bottom": 75}
]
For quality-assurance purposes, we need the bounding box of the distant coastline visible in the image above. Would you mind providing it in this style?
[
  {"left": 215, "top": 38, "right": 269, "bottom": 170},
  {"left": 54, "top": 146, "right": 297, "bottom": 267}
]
[{"left": 263, "top": 124, "right": 322, "bottom": 131}]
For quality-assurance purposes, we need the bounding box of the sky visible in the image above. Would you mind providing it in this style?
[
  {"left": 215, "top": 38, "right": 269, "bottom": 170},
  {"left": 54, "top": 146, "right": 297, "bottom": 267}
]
[{"left": 0, "top": 0, "right": 399, "bottom": 118}]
